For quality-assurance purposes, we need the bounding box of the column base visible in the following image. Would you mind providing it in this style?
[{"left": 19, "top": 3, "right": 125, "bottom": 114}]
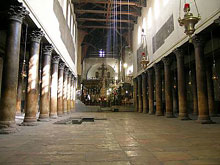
[
  {"left": 20, "top": 121, "right": 38, "bottom": 126},
  {"left": 148, "top": 111, "right": 154, "bottom": 115},
  {"left": 23, "top": 117, "right": 37, "bottom": 123},
  {"left": 38, "top": 118, "right": 50, "bottom": 122},
  {"left": 178, "top": 116, "right": 191, "bottom": 120},
  {"left": 38, "top": 114, "right": 49, "bottom": 121},
  {"left": 0, "top": 121, "right": 18, "bottom": 134},
  {"left": 209, "top": 113, "right": 218, "bottom": 117},
  {"left": 57, "top": 112, "right": 63, "bottom": 117},
  {"left": 156, "top": 112, "right": 164, "bottom": 116},
  {"left": 166, "top": 112, "right": 175, "bottom": 118},
  {"left": 16, "top": 112, "right": 22, "bottom": 116},
  {"left": 197, "top": 116, "right": 215, "bottom": 124},
  {"left": 50, "top": 114, "right": 58, "bottom": 119}
]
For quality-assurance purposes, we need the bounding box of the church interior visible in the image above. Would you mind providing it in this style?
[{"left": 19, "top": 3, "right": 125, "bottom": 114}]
[{"left": 0, "top": 0, "right": 220, "bottom": 164}]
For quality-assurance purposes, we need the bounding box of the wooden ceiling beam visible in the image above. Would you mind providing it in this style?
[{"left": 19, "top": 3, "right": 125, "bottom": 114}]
[
  {"left": 78, "top": 25, "right": 132, "bottom": 30},
  {"left": 75, "top": 9, "right": 140, "bottom": 17},
  {"left": 72, "top": 0, "right": 143, "bottom": 7},
  {"left": 77, "top": 18, "right": 135, "bottom": 24}
]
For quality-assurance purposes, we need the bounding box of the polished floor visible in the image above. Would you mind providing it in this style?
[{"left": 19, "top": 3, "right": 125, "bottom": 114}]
[{"left": 0, "top": 102, "right": 220, "bottom": 165}]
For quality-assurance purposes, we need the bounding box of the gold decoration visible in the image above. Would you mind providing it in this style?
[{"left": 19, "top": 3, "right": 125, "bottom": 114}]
[{"left": 178, "top": 2, "right": 201, "bottom": 42}]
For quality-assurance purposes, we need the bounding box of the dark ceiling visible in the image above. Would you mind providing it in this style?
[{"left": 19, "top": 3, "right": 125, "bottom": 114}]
[{"left": 72, "top": 0, "right": 146, "bottom": 58}]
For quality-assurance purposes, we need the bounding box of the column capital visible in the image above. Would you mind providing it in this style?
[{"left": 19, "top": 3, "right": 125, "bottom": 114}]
[
  {"left": 214, "top": 16, "right": 220, "bottom": 26},
  {"left": 173, "top": 48, "right": 184, "bottom": 60},
  {"left": 8, "top": 3, "right": 29, "bottom": 23},
  {"left": 59, "top": 61, "right": 65, "bottom": 70},
  {"left": 71, "top": 75, "right": 75, "bottom": 81},
  {"left": 153, "top": 63, "right": 161, "bottom": 74},
  {"left": 162, "top": 56, "right": 172, "bottom": 66},
  {"left": 64, "top": 67, "right": 69, "bottom": 74},
  {"left": 30, "top": 29, "right": 44, "bottom": 43},
  {"left": 68, "top": 71, "right": 72, "bottom": 78},
  {"left": 43, "top": 44, "right": 53, "bottom": 56},
  {"left": 192, "top": 35, "right": 206, "bottom": 48},
  {"left": 52, "top": 55, "right": 60, "bottom": 64},
  {"left": 141, "top": 72, "right": 146, "bottom": 77},
  {"left": 147, "top": 68, "right": 154, "bottom": 76}
]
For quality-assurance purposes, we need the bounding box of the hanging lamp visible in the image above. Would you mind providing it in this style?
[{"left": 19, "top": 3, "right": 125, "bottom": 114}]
[
  {"left": 178, "top": 0, "right": 201, "bottom": 42},
  {"left": 211, "top": 31, "right": 218, "bottom": 80},
  {"left": 140, "top": 29, "right": 149, "bottom": 69},
  {"left": 21, "top": 24, "right": 28, "bottom": 78}
]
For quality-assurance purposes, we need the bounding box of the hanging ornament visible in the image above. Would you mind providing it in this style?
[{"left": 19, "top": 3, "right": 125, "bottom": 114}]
[
  {"left": 188, "top": 70, "right": 192, "bottom": 85},
  {"left": 140, "top": 29, "right": 149, "bottom": 69},
  {"left": 178, "top": 1, "right": 201, "bottom": 42},
  {"left": 210, "top": 31, "right": 218, "bottom": 80},
  {"left": 212, "top": 62, "right": 218, "bottom": 80}
]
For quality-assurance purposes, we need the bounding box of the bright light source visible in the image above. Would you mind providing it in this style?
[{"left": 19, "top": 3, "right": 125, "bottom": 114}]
[
  {"left": 99, "top": 49, "right": 105, "bottom": 57},
  {"left": 123, "top": 63, "right": 128, "bottom": 68},
  {"left": 115, "top": 76, "right": 118, "bottom": 80}
]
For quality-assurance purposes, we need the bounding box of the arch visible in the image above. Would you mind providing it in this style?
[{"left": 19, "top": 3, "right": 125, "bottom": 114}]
[{"left": 86, "top": 63, "right": 116, "bottom": 80}]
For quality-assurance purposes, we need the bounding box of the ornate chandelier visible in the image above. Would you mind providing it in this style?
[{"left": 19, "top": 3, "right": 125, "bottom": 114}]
[{"left": 178, "top": 1, "right": 201, "bottom": 42}]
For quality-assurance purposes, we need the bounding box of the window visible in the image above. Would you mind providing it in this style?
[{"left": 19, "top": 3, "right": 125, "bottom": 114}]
[{"left": 99, "top": 49, "right": 105, "bottom": 57}]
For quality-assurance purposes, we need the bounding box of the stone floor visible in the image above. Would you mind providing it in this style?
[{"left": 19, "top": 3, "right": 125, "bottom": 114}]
[{"left": 0, "top": 104, "right": 220, "bottom": 164}]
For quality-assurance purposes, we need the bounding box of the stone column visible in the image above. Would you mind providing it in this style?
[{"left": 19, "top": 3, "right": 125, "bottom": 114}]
[
  {"left": 162, "top": 56, "right": 174, "bottom": 118},
  {"left": 57, "top": 62, "right": 65, "bottom": 116},
  {"left": 63, "top": 67, "right": 69, "bottom": 114},
  {"left": 71, "top": 75, "right": 75, "bottom": 112},
  {"left": 67, "top": 71, "right": 72, "bottom": 114},
  {"left": 50, "top": 55, "right": 60, "bottom": 118},
  {"left": 154, "top": 63, "right": 163, "bottom": 116},
  {"left": 142, "top": 73, "right": 148, "bottom": 113},
  {"left": 137, "top": 76, "right": 143, "bottom": 113},
  {"left": 38, "top": 44, "right": 53, "bottom": 121},
  {"left": 147, "top": 68, "right": 154, "bottom": 115},
  {"left": 133, "top": 78, "right": 138, "bottom": 112},
  {"left": 23, "top": 29, "right": 44, "bottom": 125},
  {"left": 206, "top": 63, "right": 216, "bottom": 117},
  {"left": 173, "top": 48, "right": 189, "bottom": 120},
  {"left": 172, "top": 85, "right": 178, "bottom": 114},
  {"left": 192, "top": 36, "right": 213, "bottom": 123},
  {"left": 0, "top": 4, "right": 29, "bottom": 133},
  {"left": 16, "top": 72, "right": 23, "bottom": 115},
  {"left": 192, "top": 69, "right": 198, "bottom": 115}
]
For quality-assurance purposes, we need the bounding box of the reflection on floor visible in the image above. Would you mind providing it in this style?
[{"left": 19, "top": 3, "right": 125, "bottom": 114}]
[{"left": 1, "top": 101, "right": 220, "bottom": 164}]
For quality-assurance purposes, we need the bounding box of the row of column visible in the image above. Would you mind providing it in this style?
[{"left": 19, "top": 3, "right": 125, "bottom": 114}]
[
  {"left": 133, "top": 36, "right": 215, "bottom": 124},
  {"left": 0, "top": 3, "right": 76, "bottom": 133}
]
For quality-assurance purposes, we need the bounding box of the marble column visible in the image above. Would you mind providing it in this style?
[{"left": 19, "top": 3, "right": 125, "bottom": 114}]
[
  {"left": 206, "top": 63, "right": 216, "bottom": 117},
  {"left": 173, "top": 48, "right": 189, "bottom": 120},
  {"left": 0, "top": 4, "right": 29, "bottom": 133},
  {"left": 162, "top": 56, "right": 174, "bottom": 118},
  {"left": 142, "top": 73, "right": 148, "bottom": 113},
  {"left": 192, "top": 36, "right": 213, "bottom": 123},
  {"left": 38, "top": 44, "right": 53, "bottom": 121},
  {"left": 154, "top": 63, "right": 163, "bottom": 116},
  {"left": 50, "top": 55, "right": 60, "bottom": 118},
  {"left": 63, "top": 67, "right": 69, "bottom": 114},
  {"left": 23, "top": 29, "right": 44, "bottom": 125},
  {"left": 192, "top": 69, "right": 198, "bottom": 115},
  {"left": 147, "top": 68, "right": 154, "bottom": 115},
  {"left": 57, "top": 62, "right": 65, "bottom": 116},
  {"left": 67, "top": 71, "right": 72, "bottom": 114},
  {"left": 137, "top": 76, "right": 143, "bottom": 113},
  {"left": 133, "top": 78, "right": 138, "bottom": 112}
]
